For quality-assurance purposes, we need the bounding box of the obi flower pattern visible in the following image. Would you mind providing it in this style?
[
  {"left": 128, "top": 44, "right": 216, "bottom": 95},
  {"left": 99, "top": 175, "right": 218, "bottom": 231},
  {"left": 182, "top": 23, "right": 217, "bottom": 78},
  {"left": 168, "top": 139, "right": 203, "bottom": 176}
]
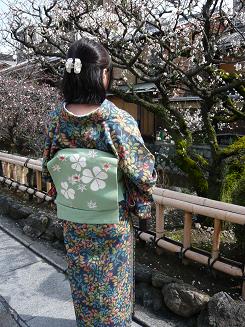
[
  {"left": 61, "top": 181, "right": 75, "bottom": 199},
  {"left": 70, "top": 154, "right": 87, "bottom": 171},
  {"left": 81, "top": 166, "right": 108, "bottom": 191}
]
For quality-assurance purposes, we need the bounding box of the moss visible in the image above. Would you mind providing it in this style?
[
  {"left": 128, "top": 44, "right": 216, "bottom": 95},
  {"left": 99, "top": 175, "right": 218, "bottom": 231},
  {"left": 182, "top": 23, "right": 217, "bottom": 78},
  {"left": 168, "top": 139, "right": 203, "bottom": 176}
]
[
  {"left": 226, "top": 97, "right": 235, "bottom": 106},
  {"left": 221, "top": 171, "right": 240, "bottom": 203},
  {"left": 165, "top": 230, "right": 184, "bottom": 242},
  {"left": 176, "top": 139, "right": 188, "bottom": 152},
  {"left": 194, "top": 154, "right": 209, "bottom": 167},
  {"left": 238, "top": 85, "right": 245, "bottom": 96},
  {"left": 221, "top": 155, "right": 245, "bottom": 202},
  {"left": 232, "top": 175, "right": 245, "bottom": 206},
  {"left": 219, "top": 69, "right": 245, "bottom": 98},
  {"left": 220, "top": 136, "right": 245, "bottom": 158},
  {"left": 175, "top": 140, "right": 208, "bottom": 196},
  {"left": 219, "top": 70, "right": 241, "bottom": 81},
  {"left": 192, "top": 241, "right": 212, "bottom": 253}
]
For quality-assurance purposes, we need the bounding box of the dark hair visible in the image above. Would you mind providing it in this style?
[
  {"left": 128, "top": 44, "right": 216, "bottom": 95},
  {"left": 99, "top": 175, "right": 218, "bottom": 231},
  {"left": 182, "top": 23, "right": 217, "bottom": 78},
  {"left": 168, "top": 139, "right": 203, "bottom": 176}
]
[{"left": 62, "top": 38, "right": 113, "bottom": 105}]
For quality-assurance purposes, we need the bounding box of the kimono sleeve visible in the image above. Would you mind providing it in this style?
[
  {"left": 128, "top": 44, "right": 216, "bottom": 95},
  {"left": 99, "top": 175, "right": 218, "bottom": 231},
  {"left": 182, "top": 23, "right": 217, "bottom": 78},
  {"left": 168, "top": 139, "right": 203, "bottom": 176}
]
[
  {"left": 41, "top": 110, "right": 58, "bottom": 185},
  {"left": 112, "top": 113, "right": 157, "bottom": 220}
]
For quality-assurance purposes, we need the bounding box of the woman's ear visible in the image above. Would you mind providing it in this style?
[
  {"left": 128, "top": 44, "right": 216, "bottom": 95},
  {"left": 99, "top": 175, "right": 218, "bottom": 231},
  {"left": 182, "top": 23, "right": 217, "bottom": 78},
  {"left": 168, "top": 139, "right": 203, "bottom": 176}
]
[{"left": 103, "top": 68, "right": 109, "bottom": 90}]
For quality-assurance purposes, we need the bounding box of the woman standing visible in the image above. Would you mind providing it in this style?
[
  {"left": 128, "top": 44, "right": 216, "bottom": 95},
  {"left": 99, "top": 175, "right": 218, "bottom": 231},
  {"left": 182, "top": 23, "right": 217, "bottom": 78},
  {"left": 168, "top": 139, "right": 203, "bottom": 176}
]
[{"left": 42, "top": 38, "right": 157, "bottom": 327}]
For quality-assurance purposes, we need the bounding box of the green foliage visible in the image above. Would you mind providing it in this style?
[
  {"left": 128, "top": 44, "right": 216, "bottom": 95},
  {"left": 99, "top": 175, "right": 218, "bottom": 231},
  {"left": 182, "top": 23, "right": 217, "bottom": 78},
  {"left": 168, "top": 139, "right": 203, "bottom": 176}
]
[
  {"left": 219, "top": 70, "right": 241, "bottom": 81},
  {"left": 221, "top": 156, "right": 245, "bottom": 251},
  {"left": 220, "top": 158, "right": 245, "bottom": 203}
]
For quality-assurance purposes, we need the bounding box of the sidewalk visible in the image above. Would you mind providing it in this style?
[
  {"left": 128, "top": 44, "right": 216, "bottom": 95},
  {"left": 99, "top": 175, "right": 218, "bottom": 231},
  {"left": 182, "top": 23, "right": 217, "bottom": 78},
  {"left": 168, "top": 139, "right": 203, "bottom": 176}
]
[{"left": 0, "top": 226, "right": 141, "bottom": 327}]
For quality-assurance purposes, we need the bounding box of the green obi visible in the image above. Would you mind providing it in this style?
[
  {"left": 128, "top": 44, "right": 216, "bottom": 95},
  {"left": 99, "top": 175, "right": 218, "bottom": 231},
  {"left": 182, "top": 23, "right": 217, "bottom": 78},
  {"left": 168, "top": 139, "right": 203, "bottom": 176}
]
[{"left": 47, "top": 148, "right": 125, "bottom": 224}]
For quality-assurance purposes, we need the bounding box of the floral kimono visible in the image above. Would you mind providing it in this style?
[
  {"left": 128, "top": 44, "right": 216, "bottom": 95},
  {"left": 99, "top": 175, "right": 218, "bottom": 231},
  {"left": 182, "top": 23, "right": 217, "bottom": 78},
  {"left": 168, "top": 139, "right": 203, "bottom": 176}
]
[{"left": 42, "top": 98, "right": 157, "bottom": 327}]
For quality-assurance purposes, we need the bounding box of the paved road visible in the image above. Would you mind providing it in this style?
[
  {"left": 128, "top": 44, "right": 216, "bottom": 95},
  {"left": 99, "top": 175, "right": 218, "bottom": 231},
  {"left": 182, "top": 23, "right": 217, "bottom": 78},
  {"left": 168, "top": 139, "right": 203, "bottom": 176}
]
[{"left": 0, "top": 228, "right": 141, "bottom": 327}]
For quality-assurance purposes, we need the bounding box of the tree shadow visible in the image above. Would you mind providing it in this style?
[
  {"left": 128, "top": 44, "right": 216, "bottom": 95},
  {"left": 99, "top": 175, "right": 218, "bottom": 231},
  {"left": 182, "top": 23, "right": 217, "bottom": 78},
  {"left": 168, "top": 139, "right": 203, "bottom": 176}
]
[{"left": 21, "top": 314, "right": 77, "bottom": 327}]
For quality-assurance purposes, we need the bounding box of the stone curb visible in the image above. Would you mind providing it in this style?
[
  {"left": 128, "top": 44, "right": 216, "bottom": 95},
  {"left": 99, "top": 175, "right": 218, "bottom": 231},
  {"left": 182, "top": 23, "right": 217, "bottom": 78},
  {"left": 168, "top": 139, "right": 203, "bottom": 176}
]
[
  {"left": 0, "top": 221, "right": 67, "bottom": 274},
  {"left": 0, "top": 295, "right": 28, "bottom": 327}
]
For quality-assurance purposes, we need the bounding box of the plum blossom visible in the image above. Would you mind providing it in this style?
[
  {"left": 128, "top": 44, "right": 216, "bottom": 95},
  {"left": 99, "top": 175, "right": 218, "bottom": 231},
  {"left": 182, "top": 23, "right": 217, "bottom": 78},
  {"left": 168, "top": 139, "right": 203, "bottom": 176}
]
[
  {"left": 234, "top": 62, "right": 242, "bottom": 71},
  {"left": 0, "top": 75, "right": 58, "bottom": 156}
]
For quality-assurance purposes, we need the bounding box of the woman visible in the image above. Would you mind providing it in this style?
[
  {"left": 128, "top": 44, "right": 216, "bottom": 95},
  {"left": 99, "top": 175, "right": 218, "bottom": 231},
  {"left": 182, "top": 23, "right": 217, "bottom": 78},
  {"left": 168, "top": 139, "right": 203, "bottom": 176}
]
[{"left": 42, "top": 38, "right": 157, "bottom": 327}]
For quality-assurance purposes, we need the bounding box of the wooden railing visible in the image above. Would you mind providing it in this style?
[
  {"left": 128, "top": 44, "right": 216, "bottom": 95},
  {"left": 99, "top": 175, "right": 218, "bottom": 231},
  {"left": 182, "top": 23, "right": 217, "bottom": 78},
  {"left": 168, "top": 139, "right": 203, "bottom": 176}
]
[
  {"left": 152, "top": 189, "right": 245, "bottom": 296},
  {"left": 1, "top": 151, "right": 245, "bottom": 298},
  {"left": 0, "top": 151, "right": 52, "bottom": 202}
]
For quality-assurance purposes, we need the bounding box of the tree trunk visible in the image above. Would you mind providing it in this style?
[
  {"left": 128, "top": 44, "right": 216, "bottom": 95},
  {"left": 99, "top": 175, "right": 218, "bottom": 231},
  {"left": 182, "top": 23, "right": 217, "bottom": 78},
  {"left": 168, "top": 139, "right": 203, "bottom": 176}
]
[{"left": 207, "top": 165, "right": 222, "bottom": 201}]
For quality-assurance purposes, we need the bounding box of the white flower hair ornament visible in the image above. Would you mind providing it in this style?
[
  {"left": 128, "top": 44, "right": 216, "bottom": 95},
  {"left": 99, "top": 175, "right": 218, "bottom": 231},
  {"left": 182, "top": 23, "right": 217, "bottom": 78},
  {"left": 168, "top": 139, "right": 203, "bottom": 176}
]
[{"left": 65, "top": 58, "right": 82, "bottom": 74}]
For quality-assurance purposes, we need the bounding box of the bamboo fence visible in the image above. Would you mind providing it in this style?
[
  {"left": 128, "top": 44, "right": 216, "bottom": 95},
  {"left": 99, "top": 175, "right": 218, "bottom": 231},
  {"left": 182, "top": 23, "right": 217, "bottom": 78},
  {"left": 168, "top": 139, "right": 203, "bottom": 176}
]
[{"left": 1, "top": 151, "right": 245, "bottom": 298}]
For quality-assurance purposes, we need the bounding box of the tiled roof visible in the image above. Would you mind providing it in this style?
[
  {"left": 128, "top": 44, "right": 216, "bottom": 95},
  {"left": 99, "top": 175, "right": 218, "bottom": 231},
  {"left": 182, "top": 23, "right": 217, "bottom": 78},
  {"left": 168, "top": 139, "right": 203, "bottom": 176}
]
[
  {"left": 0, "top": 53, "right": 13, "bottom": 61},
  {"left": 218, "top": 28, "right": 245, "bottom": 47}
]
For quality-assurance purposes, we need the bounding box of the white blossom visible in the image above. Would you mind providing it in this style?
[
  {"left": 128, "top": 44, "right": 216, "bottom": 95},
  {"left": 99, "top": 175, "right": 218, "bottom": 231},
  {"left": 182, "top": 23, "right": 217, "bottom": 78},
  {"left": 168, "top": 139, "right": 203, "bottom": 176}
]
[{"left": 234, "top": 62, "right": 242, "bottom": 71}]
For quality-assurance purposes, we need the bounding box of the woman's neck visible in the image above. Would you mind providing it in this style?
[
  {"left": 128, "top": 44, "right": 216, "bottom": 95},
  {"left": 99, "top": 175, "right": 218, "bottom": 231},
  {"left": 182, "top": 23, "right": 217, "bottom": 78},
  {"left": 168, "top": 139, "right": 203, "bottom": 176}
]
[{"left": 66, "top": 103, "right": 100, "bottom": 115}]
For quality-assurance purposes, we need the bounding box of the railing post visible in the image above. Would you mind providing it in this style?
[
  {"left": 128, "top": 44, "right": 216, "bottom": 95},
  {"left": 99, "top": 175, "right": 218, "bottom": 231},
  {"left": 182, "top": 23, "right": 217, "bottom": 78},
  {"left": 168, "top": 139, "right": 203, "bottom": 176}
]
[
  {"left": 46, "top": 182, "right": 52, "bottom": 193},
  {"left": 0, "top": 160, "right": 3, "bottom": 177},
  {"left": 36, "top": 171, "right": 42, "bottom": 191},
  {"left": 36, "top": 171, "right": 42, "bottom": 203},
  {"left": 9, "top": 163, "right": 14, "bottom": 179},
  {"left": 242, "top": 270, "right": 245, "bottom": 301},
  {"left": 26, "top": 168, "right": 34, "bottom": 201},
  {"left": 155, "top": 203, "right": 165, "bottom": 255},
  {"left": 20, "top": 166, "right": 26, "bottom": 184},
  {"left": 5, "top": 162, "right": 10, "bottom": 178},
  {"left": 183, "top": 211, "right": 192, "bottom": 264},
  {"left": 13, "top": 164, "right": 17, "bottom": 181},
  {"left": 212, "top": 219, "right": 221, "bottom": 260},
  {"left": 1, "top": 162, "right": 5, "bottom": 176}
]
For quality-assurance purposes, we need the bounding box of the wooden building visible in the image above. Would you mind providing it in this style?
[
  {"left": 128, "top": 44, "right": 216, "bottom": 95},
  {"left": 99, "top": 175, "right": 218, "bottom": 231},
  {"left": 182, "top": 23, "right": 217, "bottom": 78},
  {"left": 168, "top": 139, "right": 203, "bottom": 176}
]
[
  {"left": 108, "top": 95, "right": 155, "bottom": 141},
  {"left": 0, "top": 53, "right": 15, "bottom": 71}
]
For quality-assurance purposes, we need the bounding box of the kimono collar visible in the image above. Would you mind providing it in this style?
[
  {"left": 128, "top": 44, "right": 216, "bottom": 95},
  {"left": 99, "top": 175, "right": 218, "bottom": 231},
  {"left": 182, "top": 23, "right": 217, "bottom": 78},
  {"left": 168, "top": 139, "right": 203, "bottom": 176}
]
[{"left": 59, "top": 99, "right": 110, "bottom": 123}]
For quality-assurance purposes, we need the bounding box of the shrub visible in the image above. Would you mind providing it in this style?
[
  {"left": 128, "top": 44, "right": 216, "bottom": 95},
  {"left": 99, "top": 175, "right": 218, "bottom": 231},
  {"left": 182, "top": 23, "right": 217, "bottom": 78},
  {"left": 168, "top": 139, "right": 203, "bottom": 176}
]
[
  {"left": 0, "top": 75, "right": 60, "bottom": 157},
  {"left": 221, "top": 155, "right": 245, "bottom": 253}
]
